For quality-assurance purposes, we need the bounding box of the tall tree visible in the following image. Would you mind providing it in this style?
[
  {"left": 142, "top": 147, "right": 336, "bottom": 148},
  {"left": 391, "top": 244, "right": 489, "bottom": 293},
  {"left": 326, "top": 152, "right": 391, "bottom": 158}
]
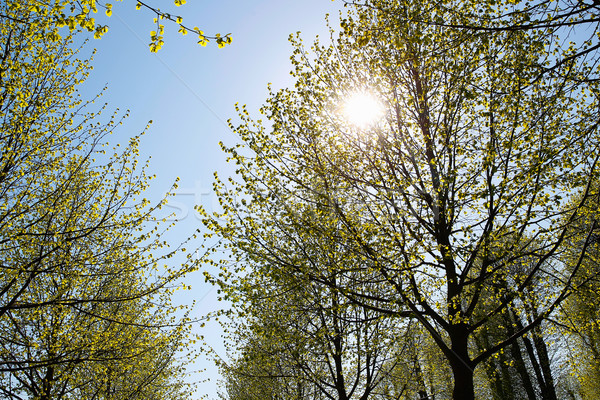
[
  {"left": 212, "top": 191, "right": 409, "bottom": 400},
  {"left": 205, "top": 1, "right": 600, "bottom": 399},
  {"left": 1, "top": 3, "right": 196, "bottom": 398}
]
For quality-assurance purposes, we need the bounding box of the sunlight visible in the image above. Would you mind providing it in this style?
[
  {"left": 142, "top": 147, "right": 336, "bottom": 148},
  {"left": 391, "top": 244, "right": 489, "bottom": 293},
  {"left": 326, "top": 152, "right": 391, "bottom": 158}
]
[{"left": 341, "top": 91, "right": 384, "bottom": 127}]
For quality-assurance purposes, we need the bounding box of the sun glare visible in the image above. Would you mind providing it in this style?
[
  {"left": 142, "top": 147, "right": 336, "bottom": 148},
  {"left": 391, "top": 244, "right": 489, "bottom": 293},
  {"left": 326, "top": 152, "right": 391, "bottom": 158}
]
[{"left": 342, "top": 91, "right": 383, "bottom": 127}]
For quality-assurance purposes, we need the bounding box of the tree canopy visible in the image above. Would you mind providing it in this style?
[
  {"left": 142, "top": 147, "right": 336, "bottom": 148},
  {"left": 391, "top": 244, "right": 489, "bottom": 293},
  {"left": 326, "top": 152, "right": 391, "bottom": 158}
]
[
  {"left": 1, "top": 2, "right": 198, "bottom": 398},
  {"left": 205, "top": 0, "right": 600, "bottom": 399}
]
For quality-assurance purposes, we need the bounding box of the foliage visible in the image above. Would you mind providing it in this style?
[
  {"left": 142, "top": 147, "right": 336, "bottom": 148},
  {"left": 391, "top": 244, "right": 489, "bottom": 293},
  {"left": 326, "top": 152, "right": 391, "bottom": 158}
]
[
  {"left": 133, "top": 1, "right": 232, "bottom": 52},
  {"left": 204, "top": 0, "right": 600, "bottom": 398},
  {"left": 346, "top": 0, "right": 600, "bottom": 83},
  {"left": 560, "top": 180, "right": 600, "bottom": 398},
  {"left": 0, "top": 0, "right": 231, "bottom": 52},
  {"left": 214, "top": 203, "right": 407, "bottom": 399},
  {"left": 1, "top": 3, "right": 197, "bottom": 398}
]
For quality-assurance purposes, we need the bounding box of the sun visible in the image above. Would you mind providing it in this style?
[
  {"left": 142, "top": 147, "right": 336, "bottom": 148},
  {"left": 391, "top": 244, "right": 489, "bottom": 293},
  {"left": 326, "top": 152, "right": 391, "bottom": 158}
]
[{"left": 341, "top": 91, "right": 384, "bottom": 127}]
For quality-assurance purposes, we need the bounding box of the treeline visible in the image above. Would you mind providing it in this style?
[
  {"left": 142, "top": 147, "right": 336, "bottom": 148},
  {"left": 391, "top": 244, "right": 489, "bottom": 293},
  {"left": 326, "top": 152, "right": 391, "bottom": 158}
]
[
  {"left": 0, "top": 2, "right": 198, "bottom": 399},
  {"left": 204, "top": 0, "right": 600, "bottom": 399}
]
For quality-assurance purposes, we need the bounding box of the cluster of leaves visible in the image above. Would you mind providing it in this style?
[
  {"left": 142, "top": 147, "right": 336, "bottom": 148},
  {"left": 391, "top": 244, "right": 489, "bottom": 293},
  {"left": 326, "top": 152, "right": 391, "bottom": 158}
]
[
  {"left": 135, "top": 1, "right": 232, "bottom": 52},
  {"left": 0, "top": 0, "right": 231, "bottom": 52},
  {"left": 0, "top": 3, "right": 198, "bottom": 399},
  {"left": 204, "top": 0, "right": 600, "bottom": 399}
]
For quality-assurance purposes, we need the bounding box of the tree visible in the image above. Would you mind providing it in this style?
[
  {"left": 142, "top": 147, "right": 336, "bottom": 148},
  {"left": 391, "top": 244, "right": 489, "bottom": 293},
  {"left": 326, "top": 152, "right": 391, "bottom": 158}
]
[
  {"left": 471, "top": 249, "right": 564, "bottom": 400},
  {"left": 213, "top": 192, "right": 408, "bottom": 400},
  {"left": 205, "top": 1, "right": 600, "bottom": 398},
  {"left": 0, "top": 288, "right": 195, "bottom": 400},
  {"left": 1, "top": 3, "right": 197, "bottom": 398}
]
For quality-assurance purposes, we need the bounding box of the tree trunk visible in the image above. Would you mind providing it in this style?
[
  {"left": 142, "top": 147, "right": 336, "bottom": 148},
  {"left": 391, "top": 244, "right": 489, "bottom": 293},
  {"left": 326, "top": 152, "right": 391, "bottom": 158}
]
[
  {"left": 414, "top": 354, "right": 430, "bottom": 400},
  {"left": 450, "top": 362, "right": 475, "bottom": 400},
  {"left": 508, "top": 310, "right": 538, "bottom": 400},
  {"left": 449, "top": 323, "right": 475, "bottom": 400},
  {"left": 41, "top": 366, "right": 54, "bottom": 400},
  {"left": 510, "top": 339, "right": 538, "bottom": 400},
  {"left": 532, "top": 325, "right": 558, "bottom": 400}
]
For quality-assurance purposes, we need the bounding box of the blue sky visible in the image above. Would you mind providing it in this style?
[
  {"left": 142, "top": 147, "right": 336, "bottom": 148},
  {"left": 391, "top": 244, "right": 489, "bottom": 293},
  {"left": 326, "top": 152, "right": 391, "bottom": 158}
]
[{"left": 81, "top": 0, "right": 345, "bottom": 398}]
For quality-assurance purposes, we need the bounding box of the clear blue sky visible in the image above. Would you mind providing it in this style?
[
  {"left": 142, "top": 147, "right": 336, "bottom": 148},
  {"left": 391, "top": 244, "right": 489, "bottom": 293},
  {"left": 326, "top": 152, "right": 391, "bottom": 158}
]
[{"left": 82, "top": 0, "right": 345, "bottom": 398}]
